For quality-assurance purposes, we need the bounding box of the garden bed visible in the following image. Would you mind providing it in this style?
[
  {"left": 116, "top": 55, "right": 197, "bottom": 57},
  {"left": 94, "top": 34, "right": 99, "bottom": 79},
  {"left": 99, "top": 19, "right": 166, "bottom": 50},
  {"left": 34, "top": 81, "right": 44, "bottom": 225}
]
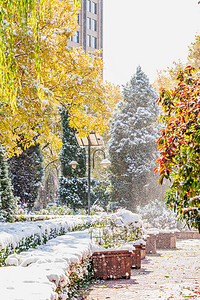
[{"left": 92, "top": 249, "right": 132, "bottom": 279}]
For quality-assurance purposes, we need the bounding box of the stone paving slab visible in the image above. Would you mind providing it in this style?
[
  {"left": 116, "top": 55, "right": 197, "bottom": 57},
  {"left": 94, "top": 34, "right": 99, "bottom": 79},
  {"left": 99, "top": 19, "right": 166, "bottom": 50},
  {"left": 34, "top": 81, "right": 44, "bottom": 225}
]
[{"left": 83, "top": 239, "right": 200, "bottom": 300}]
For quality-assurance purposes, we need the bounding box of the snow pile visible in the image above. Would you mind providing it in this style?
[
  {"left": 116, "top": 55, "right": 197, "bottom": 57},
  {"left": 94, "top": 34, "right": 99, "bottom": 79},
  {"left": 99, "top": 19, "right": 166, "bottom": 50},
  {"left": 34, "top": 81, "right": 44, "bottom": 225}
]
[
  {"left": 91, "top": 242, "right": 135, "bottom": 253},
  {"left": 133, "top": 238, "right": 146, "bottom": 246},
  {"left": 116, "top": 209, "right": 143, "bottom": 227},
  {"left": 1, "top": 230, "right": 92, "bottom": 300}
]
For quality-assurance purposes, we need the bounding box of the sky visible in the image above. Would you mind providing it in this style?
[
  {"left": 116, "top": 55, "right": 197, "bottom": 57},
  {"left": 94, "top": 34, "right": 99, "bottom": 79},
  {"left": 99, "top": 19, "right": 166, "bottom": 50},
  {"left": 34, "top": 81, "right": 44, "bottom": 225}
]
[{"left": 103, "top": 0, "right": 200, "bottom": 86}]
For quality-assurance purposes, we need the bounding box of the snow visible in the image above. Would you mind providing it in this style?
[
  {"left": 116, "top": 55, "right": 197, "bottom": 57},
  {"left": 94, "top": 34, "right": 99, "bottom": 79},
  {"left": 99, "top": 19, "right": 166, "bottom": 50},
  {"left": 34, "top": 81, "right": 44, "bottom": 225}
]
[
  {"left": 133, "top": 238, "right": 146, "bottom": 246},
  {"left": 0, "top": 215, "right": 91, "bottom": 251},
  {"left": 0, "top": 230, "right": 92, "bottom": 300},
  {"left": 0, "top": 211, "right": 144, "bottom": 299},
  {"left": 0, "top": 266, "right": 58, "bottom": 300},
  {"left": 91, "top": 242, "right": 135, "bottom": 252},
  {"left": 116, "top": 209, "right": 143, "bottom": 227}
]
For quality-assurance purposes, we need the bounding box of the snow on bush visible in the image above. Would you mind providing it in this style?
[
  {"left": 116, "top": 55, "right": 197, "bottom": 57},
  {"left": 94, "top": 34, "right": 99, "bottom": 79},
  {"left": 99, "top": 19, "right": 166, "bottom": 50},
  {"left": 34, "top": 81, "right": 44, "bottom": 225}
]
[
  {"left": 90, "top": 204, "right": 105, "bottom": 215},
  {"left": 2, "top": 231, "right": 93, "bottom": 300},
  {"left": 116, "top": 209, "right": 143, "bottom": 227},
  {"left": 0, "top": 215, "right": 91, "bottom": 266},
  {"left": 137, "top": 199, "right": 186, "bottom": 230},
  {"left": 89, "top": 209, "right": 143, "bottom": 249}
]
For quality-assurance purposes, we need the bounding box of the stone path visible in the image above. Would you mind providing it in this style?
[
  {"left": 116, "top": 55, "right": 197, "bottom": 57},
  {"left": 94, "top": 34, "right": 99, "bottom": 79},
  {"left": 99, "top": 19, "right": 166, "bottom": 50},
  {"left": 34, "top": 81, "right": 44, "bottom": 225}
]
[{"left": 83, "top": 239, "right": 200, "bottom": 300}]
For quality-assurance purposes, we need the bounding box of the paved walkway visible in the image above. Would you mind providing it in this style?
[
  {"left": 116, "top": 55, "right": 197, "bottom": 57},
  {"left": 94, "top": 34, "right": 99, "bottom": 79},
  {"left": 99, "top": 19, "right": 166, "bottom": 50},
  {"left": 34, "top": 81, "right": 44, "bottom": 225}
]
[{"left": 83, "top": 239, "right": 200, "bottom": 300}]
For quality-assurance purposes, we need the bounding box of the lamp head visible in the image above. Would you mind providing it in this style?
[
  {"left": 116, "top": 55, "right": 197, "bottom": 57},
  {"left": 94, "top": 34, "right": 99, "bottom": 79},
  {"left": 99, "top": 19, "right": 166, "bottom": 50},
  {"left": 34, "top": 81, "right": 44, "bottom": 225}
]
[
  {"left": 100, "top": 158, "right": 111, "bottom": 168},
  {"left": 69, "top": 160, "right": 79, "bottom": 169}
]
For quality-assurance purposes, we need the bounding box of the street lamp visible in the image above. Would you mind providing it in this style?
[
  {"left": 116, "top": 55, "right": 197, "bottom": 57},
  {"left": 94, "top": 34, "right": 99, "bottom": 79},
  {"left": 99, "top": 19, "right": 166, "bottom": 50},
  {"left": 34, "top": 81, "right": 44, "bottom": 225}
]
[
  {"left": 100, "top": 158, "right": 111, "bottom": 168},
  {"left": 69, "top": 160, "right": 79, "bottom": 169},
  {"left": 69, "top": 133, "right": 110, "bottom": 215},
  {"left": 92, "top": 149, "right": 111, "bottom": 168}
]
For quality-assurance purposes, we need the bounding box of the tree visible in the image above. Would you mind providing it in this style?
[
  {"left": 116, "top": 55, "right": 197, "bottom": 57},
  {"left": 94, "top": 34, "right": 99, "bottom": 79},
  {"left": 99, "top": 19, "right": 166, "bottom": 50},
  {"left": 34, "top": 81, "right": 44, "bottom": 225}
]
[
  {"left": 154, "top": 34, "right": 200, "bottom": 92},
  {"left": 57, "top": 110, "right": 87, "bottom": 209},
  {"left": 9, "top": 142, "right": 44, "bottom": 210},
  {"left": 109, "top": 66, "right": 162, "bottom": 211},
  {"left": 155, "top": 66, "right": 200, "bottom": 232},
  {"left": 0, "top": 0, "right": 80, "bottom": 108},
  {"left": 91, "top": 179, "right": 111, "bottom": 210},
  {"left": 0, "top": 145, "right": 16, "bottom": 222},
  {"left": 0, "top": 0, "right": 116, "bottom": 158}
]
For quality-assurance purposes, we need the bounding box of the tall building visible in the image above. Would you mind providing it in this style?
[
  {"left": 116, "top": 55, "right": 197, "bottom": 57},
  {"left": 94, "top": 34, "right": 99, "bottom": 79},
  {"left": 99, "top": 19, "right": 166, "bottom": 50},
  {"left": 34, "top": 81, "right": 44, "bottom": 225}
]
[{"left": 69, "top": 0, "right": 103, "bottom": 54}]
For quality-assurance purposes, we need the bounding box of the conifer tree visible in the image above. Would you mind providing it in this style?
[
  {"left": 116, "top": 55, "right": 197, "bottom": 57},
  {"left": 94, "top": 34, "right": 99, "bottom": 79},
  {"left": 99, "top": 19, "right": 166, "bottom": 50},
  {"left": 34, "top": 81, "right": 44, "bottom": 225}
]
[
  {"left": 57, "top": 110, "right": 87, "bottom": 209},
  {"left": 9, "top": 142, "right": 44, "bottom": 210},
  {"left": 109, "top": 66, "right": 164, "bottom": 211},
  {"left": 0, "top": 145, "right": 16, "bottom": 221}
]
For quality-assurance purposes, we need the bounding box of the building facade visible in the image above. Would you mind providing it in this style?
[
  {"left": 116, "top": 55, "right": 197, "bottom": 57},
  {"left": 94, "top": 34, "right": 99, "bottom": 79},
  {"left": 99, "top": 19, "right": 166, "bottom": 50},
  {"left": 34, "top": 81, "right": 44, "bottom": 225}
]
[{"left": 69, "top": 0, "right": 103, "bottom": 53}]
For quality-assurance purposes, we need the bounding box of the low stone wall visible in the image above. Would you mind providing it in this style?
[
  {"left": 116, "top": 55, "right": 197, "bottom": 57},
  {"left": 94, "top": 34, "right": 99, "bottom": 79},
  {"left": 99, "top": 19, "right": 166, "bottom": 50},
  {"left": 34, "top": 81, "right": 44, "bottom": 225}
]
[
  {"left": 145, "top": 231, "right": 177, "bottom": 253},
  {"left": 156, "top": 232, "right": 176, "bottom": 249},
  {"left": 175, "top": 231, "right": 200, "bottom": 239}
]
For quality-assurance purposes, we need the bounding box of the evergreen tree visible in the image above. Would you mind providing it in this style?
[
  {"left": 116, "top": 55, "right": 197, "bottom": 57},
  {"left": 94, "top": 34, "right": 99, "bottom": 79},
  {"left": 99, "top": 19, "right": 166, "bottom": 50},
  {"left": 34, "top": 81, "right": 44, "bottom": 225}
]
[
  {"left": 91, "top": 179, "right": 111, "bottom": 210},
  {"left": 0, "top": 145, "right": 17, "bottom": 221},
  {"left": 57, "top": 110, "right": 87, "bottom": 209},
  {"left": 109, "top": 66, "right": 164, "bottom": 211},
  {"left": 9, "top": 142, "right": 44, "bottom": 210}
]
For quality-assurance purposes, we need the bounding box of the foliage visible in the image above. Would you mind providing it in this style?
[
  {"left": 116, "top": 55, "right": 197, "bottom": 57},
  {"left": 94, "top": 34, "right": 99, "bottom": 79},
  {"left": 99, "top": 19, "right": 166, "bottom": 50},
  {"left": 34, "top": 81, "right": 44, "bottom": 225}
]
[
  {"left": 109, "top": 66, "right": 162, "bottom": 211},
  {"left": 154, "top": 60, "right": 185, "bottom": 91},
  {"left": 0, "top": 0, "right": 80, "bottom": 108},
  {"left": 0, "top": 144, "right": 17, "bottom": 222},
  {"left": 155, "top": 66, "right": 200, "bottom": 231},
  {"left": 0, "top": 0, "right": 116, "bottom": 158},
  {"left": 8, "top": 141, "right": 44, "bottom": 210},
  {"left": 57, "top": 258, "right": 94, "bottom": 300},
  {"left": 90, "top": 204, "right": 105, "bottom": 215},
  {"left": 137, "top": 199, "right": 186, "bottom": 230},
  {"left": 34, "top": 204, "right": 74, "bottom": 215},
  {"left": 57, "top": 109, "right": 87, "bottom": 209},
  {"left": 89, "top": 211, "right": 143, "bottom": 249},
  {"left": 57, "top": 177, "right": 88, "bottom": 210},
  {"left": 14, "top": 214, "right": 57, "bottom": 222},
  {"left": 188, "top": 34, "right": 200, "bottom": 68},
  {"left": 91, "top": 179, "right": 111, "bottom": 210},
  {"left": 154, "top": 34, "right": 200, "bottom": 92},
  {"left": 32, "top": 204, "right": 88, "bottom": 216}
]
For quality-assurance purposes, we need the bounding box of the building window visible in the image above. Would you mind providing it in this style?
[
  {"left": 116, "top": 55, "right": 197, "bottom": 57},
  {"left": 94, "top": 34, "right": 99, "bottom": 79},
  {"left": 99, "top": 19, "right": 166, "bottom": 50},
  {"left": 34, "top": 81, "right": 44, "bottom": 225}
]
[
  {"left": 87, "top": 17, "right": 91, "bottom": 29},
  {"left": 70, "top": 35, "right": 73, "bottom": 42},
  {"left": 92, "top": 2, "right": 97, "bottom": 14},
  {"left": 87, "top": 0, "right": 91, "bottom": 12},
  {"left": 74, "top": 31, "right": 79, "bottom": 43},
  {"left": 91, "top": 36, "right": 97, "bottom": 49},
  {"left": 91, "top": 19, "right": 97, "bottom": 31},
  {"left": 87, "top": 35, "right": 91, "bottom": 47},
  {"left": 77, "top": 14, "right": 80, "bottom": 25}
]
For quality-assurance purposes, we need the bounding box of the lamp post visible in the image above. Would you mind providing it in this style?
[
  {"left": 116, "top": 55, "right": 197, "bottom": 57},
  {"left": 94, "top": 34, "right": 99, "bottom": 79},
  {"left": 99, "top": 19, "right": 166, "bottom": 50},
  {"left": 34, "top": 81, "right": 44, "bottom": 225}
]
[{"left": 69, "top": 133, "right": 110, "bottom": 215}]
